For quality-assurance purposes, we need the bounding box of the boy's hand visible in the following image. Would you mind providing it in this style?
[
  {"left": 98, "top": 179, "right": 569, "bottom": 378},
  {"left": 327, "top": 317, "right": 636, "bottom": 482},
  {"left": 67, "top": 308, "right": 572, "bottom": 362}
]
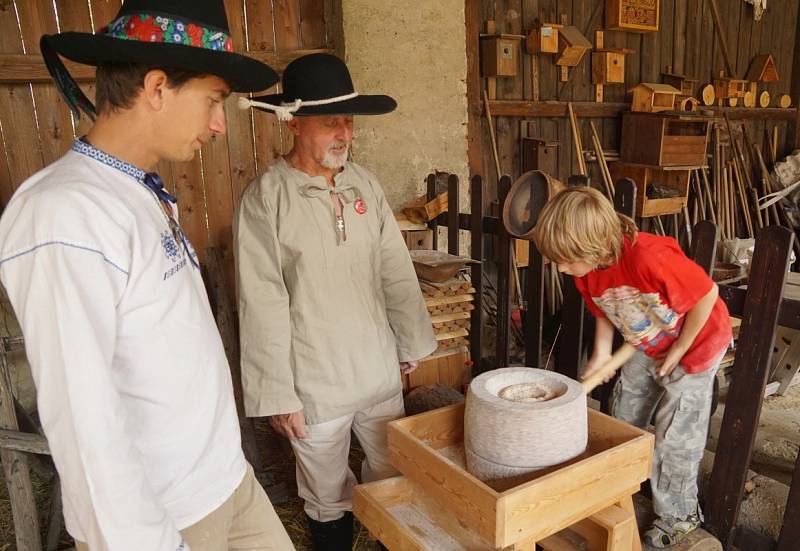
[
  {"left": 659, "top": 343, "right": 688, "bottom": 376},
  {"left": 582, "top": 352, "right": 613, "bottom": 383}
]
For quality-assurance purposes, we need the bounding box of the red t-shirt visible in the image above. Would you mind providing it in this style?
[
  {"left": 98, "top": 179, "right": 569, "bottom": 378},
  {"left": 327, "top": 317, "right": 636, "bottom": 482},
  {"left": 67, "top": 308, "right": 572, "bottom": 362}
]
[{"left": 573, "top": 232, "right": 732, "bottom": 374}]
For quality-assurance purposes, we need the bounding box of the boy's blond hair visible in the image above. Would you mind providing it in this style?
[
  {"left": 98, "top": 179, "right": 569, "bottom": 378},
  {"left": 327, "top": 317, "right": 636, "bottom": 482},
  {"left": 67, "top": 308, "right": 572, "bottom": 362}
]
[{"left": 531, "top": 186, "right": 638, "bottom": 266}]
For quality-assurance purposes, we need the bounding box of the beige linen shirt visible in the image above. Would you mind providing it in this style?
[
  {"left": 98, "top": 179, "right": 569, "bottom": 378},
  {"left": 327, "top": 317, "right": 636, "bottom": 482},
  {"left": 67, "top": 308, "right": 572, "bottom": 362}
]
[{"left": 235, "top": 158, "right": 436, "bottom": 424}]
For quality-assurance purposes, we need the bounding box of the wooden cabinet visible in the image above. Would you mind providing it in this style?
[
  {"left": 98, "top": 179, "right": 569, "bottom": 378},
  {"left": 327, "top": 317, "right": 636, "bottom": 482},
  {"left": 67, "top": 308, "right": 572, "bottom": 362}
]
[{"left": 620, "top": 112, "right": 710, "bottom": 166}]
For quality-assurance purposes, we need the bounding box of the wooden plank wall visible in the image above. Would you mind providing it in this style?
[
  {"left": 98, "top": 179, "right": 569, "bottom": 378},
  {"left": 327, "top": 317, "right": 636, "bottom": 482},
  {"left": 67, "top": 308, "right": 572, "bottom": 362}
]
[
  {"left": 474, "top": 0, "right": 800, "bottom": 196},
  {"left": 0, "top": 0, "right": 336, "bottom": 291}
]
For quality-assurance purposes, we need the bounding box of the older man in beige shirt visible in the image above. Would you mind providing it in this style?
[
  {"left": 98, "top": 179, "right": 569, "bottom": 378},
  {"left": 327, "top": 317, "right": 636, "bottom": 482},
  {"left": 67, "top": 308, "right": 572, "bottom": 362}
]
[{"left": 235, "top": 53, "right": 436, "bottom": 550}]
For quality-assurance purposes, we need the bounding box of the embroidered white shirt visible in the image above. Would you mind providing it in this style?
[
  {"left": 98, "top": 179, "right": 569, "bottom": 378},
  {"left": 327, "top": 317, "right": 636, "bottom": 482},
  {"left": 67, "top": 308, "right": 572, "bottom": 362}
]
[{"left": 0, "top": 147, "right": 246, "bottom": 551}]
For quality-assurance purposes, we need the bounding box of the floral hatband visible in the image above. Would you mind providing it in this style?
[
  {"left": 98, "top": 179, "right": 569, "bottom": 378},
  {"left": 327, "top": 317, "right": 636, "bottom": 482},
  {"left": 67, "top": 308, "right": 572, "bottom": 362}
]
[{"left": 105, "top": 14, "right": 233, "bottom": 52}]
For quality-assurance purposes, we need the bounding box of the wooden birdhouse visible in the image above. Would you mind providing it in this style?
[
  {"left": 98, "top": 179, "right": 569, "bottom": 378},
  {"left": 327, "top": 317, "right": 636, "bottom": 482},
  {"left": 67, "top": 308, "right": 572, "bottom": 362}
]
[
  {"left": 629, "top": 83, "right": 681, "bottom": 113},
  {"left": 606, "top": 0, "right": 660, "bottom": 33},
  {"left": 556, "top": 26, "right": 592, "bottom": 67},
  {"left": 592, "top": 47, "right": 633, "bottom": 84},
  {"left": 480, "top": 33, "right": 524, "bottom": 77},
  {"left": 745, "top": 54, "right": 780, "bottom": 83},
  {"left": 714, "top": 74, "right": 751, "bottom": 106},
  {"left": 525, "top": 23, "right": 562, "bottom": 54},
  {"left": 662, "top": 68, "right": 698, "bottom": 97}
]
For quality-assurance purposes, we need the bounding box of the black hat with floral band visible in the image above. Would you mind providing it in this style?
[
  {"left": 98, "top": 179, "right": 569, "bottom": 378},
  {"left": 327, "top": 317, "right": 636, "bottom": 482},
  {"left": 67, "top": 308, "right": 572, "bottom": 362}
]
[{"left": 40, "top": 0, "right": 279, "bottom": 121}]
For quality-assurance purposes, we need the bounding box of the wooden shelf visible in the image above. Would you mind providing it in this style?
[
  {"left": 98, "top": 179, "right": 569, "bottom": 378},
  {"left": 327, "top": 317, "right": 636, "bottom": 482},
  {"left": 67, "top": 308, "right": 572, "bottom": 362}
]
[{"left": 486, "top": 100, "right": 799, "bottom": 121}]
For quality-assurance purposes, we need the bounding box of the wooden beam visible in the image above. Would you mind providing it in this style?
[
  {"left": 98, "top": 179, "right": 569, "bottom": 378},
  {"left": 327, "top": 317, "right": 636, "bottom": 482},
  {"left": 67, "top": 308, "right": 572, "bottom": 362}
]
[
  {"left": 465, "top": 0, "right": 483, "bottom": 183},
  {"left": 706, "top": 226, "right": 794, "bottom": 547},
  {"left": 0, "top": 429, "right": 49, "bottom": 455},
  {"left": 689, "top": 220, "right": 718, "bottom": 276},
  {"left": 778, "top": 441, "right": 800, "bottom": 550},
  {"left": 0, "top": 334, "right": 41, "bottom": 550},
  {"left": 447, "top": 174, "right": 459, "bottom": 255},
  {"left": 0, "top": 49, "right": 330, "bottom": 83},
  {"left": 470, "top": 175, "right": 484, "bottom": 372},
  {"left": 496, "top": 175, "right": 513, "bottom": 368},
  {"left": 709, "top": 0, "right": 736, "bottom": 78},
  {"left": 487, "top": 100, "right": 799, "bottom": 121}
]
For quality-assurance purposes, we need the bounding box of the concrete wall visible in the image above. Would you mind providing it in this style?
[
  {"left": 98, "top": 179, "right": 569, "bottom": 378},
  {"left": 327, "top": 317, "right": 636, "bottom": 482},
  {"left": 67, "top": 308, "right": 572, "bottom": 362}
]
[{"left": 341, "top": 0, "right": 470, "bottom": 211}]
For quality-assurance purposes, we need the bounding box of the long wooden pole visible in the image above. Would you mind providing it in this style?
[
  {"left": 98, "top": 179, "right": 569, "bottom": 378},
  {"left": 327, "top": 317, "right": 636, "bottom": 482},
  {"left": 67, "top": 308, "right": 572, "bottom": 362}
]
[
  {"left": 589, "top": 121, "right": 614, "bottom": 199},
  {"left": 709, "top": 0, "right": 736, "bottom": 78},
  {"left": 567, "top": 102, "right": 587, "bottom": 176}
]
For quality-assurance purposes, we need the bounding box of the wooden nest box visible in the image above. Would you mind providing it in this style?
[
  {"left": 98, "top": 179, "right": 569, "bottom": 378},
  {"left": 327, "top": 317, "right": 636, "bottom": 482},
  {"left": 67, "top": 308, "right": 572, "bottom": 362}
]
[
  {"left": 480, "top": 33, "right": 524, "bottom": 77},
  {"left": 629, "top": 83, "right": 681, "bottom": 112},
  {"left": 662, "top": 68, "right": 698, "bottom": 97},
  {"left": 556, "top": 26, "right": 592, "bottom": 67},
  {"left": 714, "top": 73, "right": 755, "bottom": 106},
  {"left": 606, "top": 0, "right": 660, "bottom": 32},
  {"left": 525, "top": 23, "right": 562, "bottom": 54},
  {"left": 745, "top": 54, "right": 780, "bottom": 83},
  {"left": 593, "top": 47, "right": 633, "bottom": 84}
]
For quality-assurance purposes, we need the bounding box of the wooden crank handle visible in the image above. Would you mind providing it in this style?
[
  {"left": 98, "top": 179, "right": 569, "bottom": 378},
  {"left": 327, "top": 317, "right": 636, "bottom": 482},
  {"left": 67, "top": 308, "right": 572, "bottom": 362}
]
[{"left": 580, "top": 343, "right": 636, "bottom": 394}]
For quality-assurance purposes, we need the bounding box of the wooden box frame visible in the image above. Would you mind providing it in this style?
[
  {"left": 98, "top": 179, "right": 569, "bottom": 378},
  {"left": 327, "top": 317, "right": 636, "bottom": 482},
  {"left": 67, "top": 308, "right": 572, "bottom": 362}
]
[
  {"left": 609, "top": 162, "right": 692, "bottom": 218},
  {"left": 620, "top": 112, "right": 710, "bottom": 166},
  {"left": 377, "top": 403, "right": 653, "bottom": 548},
  {"left": 605, "top": 0, "right": 660, "bottom": 32}
]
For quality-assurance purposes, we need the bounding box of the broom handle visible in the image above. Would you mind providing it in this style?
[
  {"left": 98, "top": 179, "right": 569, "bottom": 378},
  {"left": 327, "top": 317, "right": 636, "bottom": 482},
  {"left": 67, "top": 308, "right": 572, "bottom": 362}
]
[{"left": 581, "top": 343, "right": 636, "bottom": 394}]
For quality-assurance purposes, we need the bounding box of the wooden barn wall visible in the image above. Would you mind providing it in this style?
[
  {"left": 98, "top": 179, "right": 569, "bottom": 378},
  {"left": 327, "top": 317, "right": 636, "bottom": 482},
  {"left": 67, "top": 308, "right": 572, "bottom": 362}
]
[
  {"left": 470, "top": 0, "right": 800, "bottom": 198},
  {"left": 0, "top": 0, "right": 340, "bottom": 292}
]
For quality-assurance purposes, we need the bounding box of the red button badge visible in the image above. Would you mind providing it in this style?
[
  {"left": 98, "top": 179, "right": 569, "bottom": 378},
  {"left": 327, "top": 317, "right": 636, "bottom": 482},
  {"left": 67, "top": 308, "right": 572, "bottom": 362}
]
[{"left": 354, "top": 198, "right": 367, "bottom": 214}]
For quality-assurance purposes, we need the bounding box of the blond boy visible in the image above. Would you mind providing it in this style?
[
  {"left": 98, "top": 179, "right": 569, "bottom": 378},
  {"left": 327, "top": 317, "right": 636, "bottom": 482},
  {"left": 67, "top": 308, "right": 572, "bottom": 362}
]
[{"left": 532, "top": 187, "right": 731, "bottom": 548}]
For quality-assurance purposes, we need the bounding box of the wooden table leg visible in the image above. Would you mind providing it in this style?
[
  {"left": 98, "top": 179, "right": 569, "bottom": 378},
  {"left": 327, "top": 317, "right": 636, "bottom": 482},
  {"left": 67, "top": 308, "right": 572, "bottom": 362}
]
[{"left": 617, "top": 494, "right": 643, "bottom": 551}]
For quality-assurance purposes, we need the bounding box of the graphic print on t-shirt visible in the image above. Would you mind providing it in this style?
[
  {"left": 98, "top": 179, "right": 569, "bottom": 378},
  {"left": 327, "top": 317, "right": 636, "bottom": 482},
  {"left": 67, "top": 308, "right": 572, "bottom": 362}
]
[{"left": 593, "top": 285, "right": 682, "bottom": 352}]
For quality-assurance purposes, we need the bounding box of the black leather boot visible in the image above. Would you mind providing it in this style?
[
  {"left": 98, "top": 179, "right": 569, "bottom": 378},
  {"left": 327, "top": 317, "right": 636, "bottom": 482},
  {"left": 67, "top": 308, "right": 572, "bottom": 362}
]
[{"left": 307, "top": 511, "right": 354, "bottom": 550}]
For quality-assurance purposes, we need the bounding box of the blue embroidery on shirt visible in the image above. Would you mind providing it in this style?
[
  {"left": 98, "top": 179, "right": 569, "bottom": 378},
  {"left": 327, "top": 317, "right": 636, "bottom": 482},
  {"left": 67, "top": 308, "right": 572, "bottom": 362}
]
[
  {"left": 0, "top": 241, "right": 129, "bottom": 275},
  {"left": 72, "top": 140, "right": 146, "bottom": 182},
  {"left": 161, "top": 230, "right": 180, "bottom": 262}
]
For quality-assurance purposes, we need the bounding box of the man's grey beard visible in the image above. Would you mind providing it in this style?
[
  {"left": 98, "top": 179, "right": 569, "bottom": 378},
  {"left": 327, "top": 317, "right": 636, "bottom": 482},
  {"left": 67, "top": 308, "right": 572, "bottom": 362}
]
[{"left": 321, "top": 143, "right": 349, "bottom": 169}]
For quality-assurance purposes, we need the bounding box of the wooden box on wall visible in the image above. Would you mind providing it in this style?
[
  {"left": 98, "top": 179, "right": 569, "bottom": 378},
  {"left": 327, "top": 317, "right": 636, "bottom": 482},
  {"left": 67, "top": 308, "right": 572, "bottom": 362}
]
[
  {"left": 609, "top": 162, "right": 690, "bottom": 218},
  {"left": 525, "top": 23, "right": 561, "bottom": 54},
  {"left": 521, "top": 138, "right": 558, "bottom": 176},
  {"left": 620, "top": 112, "right": 710, "bottom": 166},
  {"left": 592, "top": 49, "right": 629, "bottom": 84},
  {"left": 606, "top": 0, "right": 659, "bottom": 32},
  {"left": 480, "top": 34, "right": 522, "bottom": 77}
]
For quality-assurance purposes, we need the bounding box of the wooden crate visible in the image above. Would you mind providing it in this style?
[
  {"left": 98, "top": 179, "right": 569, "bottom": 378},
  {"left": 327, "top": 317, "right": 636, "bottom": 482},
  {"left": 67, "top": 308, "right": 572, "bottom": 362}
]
[
  {"left": 620, "top": 112, "right": 710, "bottom": 167},
  {"left": 402, "top": 348, "right": 470, "bottom": 392},
  {"left": 605, "top": 0, "right": 659, "bottom": 32},
  {"left": 609, "top": 162, "right": 691, "bottom": 218},
  {"left": 383, "top": 403, "right": 653, "bottom": 548}
]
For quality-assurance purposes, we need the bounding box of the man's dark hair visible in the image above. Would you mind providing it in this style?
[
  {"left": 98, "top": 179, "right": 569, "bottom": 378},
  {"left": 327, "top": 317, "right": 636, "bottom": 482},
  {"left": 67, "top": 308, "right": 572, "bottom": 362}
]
[{"left": 95, "top": 62, "right": 203, "bottom": 114}]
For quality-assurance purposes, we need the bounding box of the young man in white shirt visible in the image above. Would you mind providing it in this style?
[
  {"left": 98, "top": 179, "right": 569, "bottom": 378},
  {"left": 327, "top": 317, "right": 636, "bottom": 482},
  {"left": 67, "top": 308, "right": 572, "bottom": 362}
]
[{"left": 0, "top": 1, "right": 294, "bottom": 550}]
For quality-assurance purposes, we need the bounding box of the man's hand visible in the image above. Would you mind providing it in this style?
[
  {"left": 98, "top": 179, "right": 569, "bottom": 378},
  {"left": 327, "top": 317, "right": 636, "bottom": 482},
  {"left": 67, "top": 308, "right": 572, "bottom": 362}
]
[
  {"left": 581, "top": 352, "right": 613, "bottom": 383},
  {"left": 400, "top": 361, "right": 419, "bottom": 375},
  {"left": 268, "top": 410, "right": 307, "bottom": 439}
]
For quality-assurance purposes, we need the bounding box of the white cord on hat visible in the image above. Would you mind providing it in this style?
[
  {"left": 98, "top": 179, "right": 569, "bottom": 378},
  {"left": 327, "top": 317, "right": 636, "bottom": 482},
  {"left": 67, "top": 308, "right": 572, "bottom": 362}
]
[{"left": 238, "top": 92, "right": 359, "bottom": 121}]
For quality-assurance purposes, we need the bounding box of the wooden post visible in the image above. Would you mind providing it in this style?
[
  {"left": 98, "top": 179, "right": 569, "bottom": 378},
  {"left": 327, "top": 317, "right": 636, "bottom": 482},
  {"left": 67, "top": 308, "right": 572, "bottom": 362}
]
[
  {"left": 708, "top": 0, "right": 736, "bottom": 78},
  {"left": 706, "top": 226, "right": 794, "bottom": 547},
  {"left": 203, "top": 247, "right": 262, "bottom": 471},
  {"left": 427, "top": 173, "right": 439, "bottom": 251},
  {"left": 778, "top": 447, "right": 800, "bottom": 550},
  {"left": 0, "top": 335, "right": 42, "bottom": 551},
  {"left": 470, "top": 175, "right": 484, "bottom": 372},
  {"left": 447, "top": 174, "right": 460, "bottom": 255},
  {"left": 496, "top": 175, "right": 513, "bottom": 368}
]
